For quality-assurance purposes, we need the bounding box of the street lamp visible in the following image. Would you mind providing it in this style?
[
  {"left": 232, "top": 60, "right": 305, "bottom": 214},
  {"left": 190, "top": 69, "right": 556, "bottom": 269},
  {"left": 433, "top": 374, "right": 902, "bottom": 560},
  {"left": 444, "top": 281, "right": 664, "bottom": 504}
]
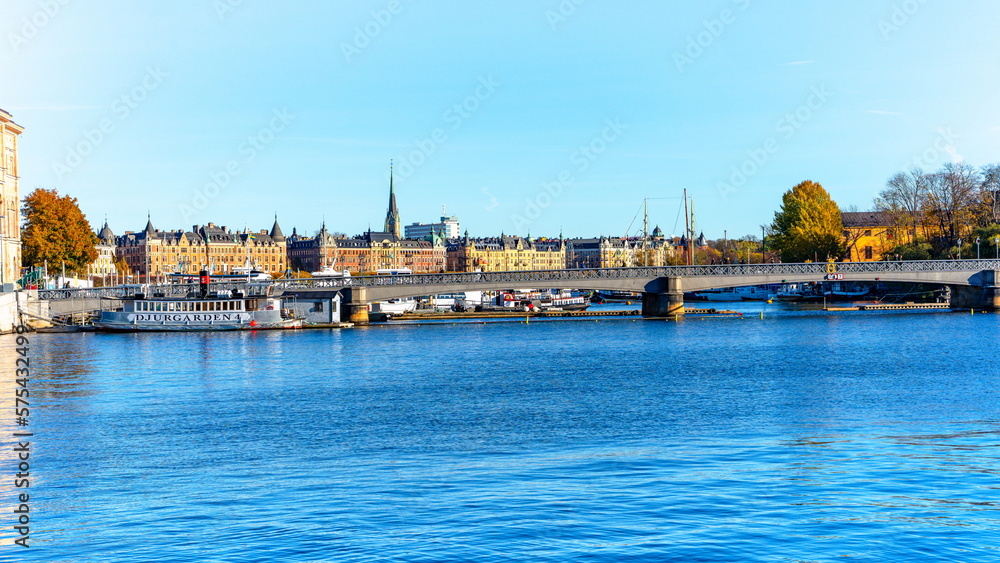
[
  {"left": 995, "top": 236, "right": 999, "bottom": 259},
  {"left": 976, "top": 237, "right": 981, "bottom": 260},
  {"left": 958, "top": 239, "right": 963, "bottom": 260}
]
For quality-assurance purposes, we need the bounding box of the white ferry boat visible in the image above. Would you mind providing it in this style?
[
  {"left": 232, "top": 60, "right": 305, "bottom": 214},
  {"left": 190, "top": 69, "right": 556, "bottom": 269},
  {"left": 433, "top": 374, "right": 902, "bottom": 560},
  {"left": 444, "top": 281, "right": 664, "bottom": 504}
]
[
  {"left": 311, "top": 266, "right": 352, "bottom": 278},
  {"left": 94, "top": 273, "right": 301, "bottom": 332}
]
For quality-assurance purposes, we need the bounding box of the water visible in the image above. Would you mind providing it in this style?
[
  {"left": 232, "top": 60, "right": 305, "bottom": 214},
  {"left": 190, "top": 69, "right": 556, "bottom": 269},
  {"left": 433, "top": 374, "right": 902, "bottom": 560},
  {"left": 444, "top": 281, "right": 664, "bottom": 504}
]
[{"left": 4, "top": 308, "right": 1000, "bottom": 561}]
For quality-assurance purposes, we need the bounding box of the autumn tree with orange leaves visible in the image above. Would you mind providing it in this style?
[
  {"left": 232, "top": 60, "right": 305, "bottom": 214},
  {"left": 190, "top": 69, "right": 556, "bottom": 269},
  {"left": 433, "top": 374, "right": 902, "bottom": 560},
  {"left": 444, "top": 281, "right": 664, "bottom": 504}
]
[{"left": 21, "top": 188, "right": 99, "bottom": 275}]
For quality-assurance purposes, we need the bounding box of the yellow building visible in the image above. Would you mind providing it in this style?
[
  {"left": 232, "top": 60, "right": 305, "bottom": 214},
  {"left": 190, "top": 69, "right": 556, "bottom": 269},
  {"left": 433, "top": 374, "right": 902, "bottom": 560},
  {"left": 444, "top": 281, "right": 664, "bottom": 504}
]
[
  {"left": 0, "top": 109, "right": 23, "bottom": 286},
  {"left": 446, "top": 234, "right": 566, "bottom": 272},
  {"left": 842, "top": 211, "right": 900, "bottom": 262},
  {"left": 117, "top": 219, "right": 289, "bottom": 280},
  {"left": 88, "top": 221, "right": 118, "bottom": 281}
]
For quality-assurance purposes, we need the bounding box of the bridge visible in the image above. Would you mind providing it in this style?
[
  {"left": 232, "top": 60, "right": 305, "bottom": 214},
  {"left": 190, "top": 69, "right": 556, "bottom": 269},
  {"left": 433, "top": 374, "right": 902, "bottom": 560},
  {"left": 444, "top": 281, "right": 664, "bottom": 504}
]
[{"left": 38, "top": 259, "right": 1000, "bottom": 323}]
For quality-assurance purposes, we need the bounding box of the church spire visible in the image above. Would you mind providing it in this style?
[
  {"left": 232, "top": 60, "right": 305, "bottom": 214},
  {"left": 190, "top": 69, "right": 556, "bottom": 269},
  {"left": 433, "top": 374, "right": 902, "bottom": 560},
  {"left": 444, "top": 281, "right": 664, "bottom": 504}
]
[{"left": 384, "top": 160, "right": 401, "bottom": 238}]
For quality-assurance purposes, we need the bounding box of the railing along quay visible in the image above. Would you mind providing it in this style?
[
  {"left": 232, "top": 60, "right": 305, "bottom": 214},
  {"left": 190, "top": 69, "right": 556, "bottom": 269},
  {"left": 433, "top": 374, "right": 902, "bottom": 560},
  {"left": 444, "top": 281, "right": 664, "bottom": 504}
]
[{"left": 35, "top": 259, "right": 1000, "bottom": 300}]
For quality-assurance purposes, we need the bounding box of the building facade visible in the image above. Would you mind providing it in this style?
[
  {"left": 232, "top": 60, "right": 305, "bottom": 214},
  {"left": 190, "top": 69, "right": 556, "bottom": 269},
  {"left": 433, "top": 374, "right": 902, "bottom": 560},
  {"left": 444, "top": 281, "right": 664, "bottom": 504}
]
[
  {"left": 288, "top": 226, "right": 446, "bottom": 274},
  {"left": 116, "top": 219, "right": 288, "bottom": 279},
  {"left": 446, "top": 234, "right": 567, "bottom": 272},
  {"left": 566, "top": 229, "right": 677, "bottom": 268},
  {"left": 405, "top": 215, "right": 461, "bottom": 240},
  {"left": 842, "top": 211, "right": 900, "bottom": 262},
  {"left": 0, "top": 110, "right": 23, "bottom": 287},
  {"left": 89, "top": 221, "right": 118, "bottom": 279}
]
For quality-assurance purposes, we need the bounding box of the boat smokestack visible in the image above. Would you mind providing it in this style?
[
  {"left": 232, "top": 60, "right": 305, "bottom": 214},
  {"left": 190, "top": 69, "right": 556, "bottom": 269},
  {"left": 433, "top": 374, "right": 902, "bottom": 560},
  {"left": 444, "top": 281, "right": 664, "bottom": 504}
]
[{"left": 199, "top": 269, "right": 210, "bottom": 298}]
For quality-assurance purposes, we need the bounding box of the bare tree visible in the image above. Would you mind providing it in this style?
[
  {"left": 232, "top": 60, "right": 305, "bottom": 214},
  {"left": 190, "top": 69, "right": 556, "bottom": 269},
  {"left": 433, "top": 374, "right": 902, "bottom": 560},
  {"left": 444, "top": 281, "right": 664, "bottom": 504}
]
[
  {"left": 979, "top": 163, "right": 1000, "bottom": 224},
  {"left": 925, "top": 162, "right": 980, "bottom": 240},
  {"left": 875, "top": 168, "right": 928, "bottom": 240}
]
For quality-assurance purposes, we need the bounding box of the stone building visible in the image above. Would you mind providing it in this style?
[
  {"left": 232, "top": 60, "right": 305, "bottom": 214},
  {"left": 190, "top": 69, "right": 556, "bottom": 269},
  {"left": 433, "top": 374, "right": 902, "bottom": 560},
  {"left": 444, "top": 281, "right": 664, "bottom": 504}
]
[
  {"left": 116, "top": 218, "right": 288, "bottom": 279},
  {"left": 446, "top": 234, "right": 567, "bottom": 272},
  {"left": 0, "top": 109, "right": 23, "bottom": 287},
  {"left": 566, "top": 227, "right": 677, "bottom": 268},
  {"left": 89, "top": 221, "right": 118, "bottom": 279},
  {"left": 288, "top": 226, "right": 446, "bottom": 274}
]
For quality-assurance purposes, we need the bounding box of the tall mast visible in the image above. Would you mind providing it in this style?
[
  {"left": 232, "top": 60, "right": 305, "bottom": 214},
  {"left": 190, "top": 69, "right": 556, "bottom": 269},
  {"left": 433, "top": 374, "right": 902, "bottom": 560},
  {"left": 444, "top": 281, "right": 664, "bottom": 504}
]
[
  {"left": 642, "top": 197, "right": 648, "bottom": 266},
  {"left": 683, "top": 189, "right": 692, "bottom": 265}
]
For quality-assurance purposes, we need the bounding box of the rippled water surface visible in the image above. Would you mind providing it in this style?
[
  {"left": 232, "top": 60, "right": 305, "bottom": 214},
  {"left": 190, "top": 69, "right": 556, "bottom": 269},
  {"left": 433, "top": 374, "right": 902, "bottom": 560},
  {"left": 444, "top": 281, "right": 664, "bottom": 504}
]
[{"left": 5, "top": 308, "right": 1000, "bottom": 561}]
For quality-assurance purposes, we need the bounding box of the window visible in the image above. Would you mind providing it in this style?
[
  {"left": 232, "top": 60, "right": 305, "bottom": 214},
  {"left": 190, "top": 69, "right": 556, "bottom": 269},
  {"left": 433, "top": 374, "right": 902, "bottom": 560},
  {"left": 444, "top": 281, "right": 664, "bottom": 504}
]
[
  {"left": 863, "top": 229, "right": 872, "bottom": 237},
  {"left": 864, "top": 246, "right": 873, "bottom": 260}
]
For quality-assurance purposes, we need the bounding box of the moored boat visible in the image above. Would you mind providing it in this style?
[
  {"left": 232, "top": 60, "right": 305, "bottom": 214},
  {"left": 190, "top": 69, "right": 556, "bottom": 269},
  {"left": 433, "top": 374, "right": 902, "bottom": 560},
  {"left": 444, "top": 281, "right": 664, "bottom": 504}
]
[
  {"left": 94, "top": 271, "right": 301, "bottom": 332},
  {"left": 311, "top": 266, "right": 352, "bottom": 278}
]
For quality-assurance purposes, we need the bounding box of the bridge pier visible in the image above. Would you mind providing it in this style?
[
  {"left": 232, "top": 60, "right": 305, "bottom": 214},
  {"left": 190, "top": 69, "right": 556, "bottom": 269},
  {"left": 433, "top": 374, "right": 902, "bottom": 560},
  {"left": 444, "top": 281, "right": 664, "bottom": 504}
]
[
  {"left": 951, "top": 270, "right": 1000, "bottom": 311},
  {"left": 343, "top": 287, "right": 370, "bottom": 324},
  {"left": 642, "top": 277, "right": 684, "bottom": 318}
]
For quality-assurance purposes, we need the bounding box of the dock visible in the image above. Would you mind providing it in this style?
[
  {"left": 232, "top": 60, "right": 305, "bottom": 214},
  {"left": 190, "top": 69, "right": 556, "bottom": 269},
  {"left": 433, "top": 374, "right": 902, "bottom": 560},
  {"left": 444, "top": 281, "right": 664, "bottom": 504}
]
[
  {"left": 395, "top": 309, "right": 641, "bottom": 320},
  {"left": 858, "top": 302, "right": 950, "bottom": 311},
  {"left": 391, "top": 308, "right": 745, "bottom": 322}
]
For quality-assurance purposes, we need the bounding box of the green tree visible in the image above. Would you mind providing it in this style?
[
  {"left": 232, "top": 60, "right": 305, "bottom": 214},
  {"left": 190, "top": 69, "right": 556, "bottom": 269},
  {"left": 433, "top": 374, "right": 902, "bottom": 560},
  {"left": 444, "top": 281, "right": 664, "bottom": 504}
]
[
  {"left": 770, "top": 180, "right": 845, "bottom": 262},
  {"left": 21, "top": 188, "right": 99, "bottom": 275}
]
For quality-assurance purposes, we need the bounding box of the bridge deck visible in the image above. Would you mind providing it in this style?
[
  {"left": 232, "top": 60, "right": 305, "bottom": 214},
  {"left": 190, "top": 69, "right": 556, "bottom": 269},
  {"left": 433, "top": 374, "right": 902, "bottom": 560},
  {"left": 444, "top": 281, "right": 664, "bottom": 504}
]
[{"left": 35, "top": 259, "right": 1000, "bottom": 301}]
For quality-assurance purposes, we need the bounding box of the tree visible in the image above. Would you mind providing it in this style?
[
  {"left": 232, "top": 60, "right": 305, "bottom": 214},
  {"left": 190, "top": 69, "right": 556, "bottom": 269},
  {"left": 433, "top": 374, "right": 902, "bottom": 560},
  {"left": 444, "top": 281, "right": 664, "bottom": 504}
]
[
  {"left": 113, "top": 255, "right": 131, "bottom": 277},
  {"left": 978, "top": 163, "right": 1000, "bottom": 224},
  {"left": 770, "top": 180, "right": 845, "bottom": 262},
  {"left": 876, "top": 168, "right": 928, "bottom": 240},
  {"left": 21, "top": 188, "right": 99, "bottom": 275},
  {"left": 925, "top": 162, "right": 980, "bottom": 240}
]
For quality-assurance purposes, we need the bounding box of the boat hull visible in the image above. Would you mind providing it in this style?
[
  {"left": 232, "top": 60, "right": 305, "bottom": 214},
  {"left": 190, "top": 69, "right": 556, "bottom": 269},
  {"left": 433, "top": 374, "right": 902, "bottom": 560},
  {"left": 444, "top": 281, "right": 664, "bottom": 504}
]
[
  {"left": 93, "top": 309, "right": 301, "bottom": 332},
  {"left": 94, "top": 318, "right": 301, "bottom": 332}
]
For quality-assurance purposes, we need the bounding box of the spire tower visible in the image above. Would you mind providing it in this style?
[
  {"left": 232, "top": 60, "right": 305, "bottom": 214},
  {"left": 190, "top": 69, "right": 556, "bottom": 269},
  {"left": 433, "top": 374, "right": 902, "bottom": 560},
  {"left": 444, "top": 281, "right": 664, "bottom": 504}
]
[{"left": 384, "top": 161, "right": 401, "bottom": 238}]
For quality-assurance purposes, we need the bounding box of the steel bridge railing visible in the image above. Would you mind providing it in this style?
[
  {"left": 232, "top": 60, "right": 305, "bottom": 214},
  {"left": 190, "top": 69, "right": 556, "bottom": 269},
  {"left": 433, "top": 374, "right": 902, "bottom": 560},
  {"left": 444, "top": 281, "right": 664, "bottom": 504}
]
[
  {"left": 36, "top": 259, "right": 1000, "bottom": 300},
  {"left": 37, "top": 281, "right": 272, "bottom": 301}
]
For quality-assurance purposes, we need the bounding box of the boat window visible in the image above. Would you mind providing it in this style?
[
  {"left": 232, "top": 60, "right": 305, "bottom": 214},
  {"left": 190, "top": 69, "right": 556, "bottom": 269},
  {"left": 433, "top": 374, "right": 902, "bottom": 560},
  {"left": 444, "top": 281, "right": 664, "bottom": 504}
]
[{"left": 167, "top": 303, "right": 176, "bottom": 312}]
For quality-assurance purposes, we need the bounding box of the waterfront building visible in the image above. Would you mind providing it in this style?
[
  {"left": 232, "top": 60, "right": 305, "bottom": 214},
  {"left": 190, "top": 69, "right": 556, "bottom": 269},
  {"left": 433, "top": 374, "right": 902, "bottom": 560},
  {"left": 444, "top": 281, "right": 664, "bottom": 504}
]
[
  {"left": 446, "top": 233, "right": 566, "bottom": 272},
  {"left": 89, "top": 221, "right": 118, "bottom": 279},
  {"left": 566, "top": 228, "right": 677, "bottom": 268},
  {"left": 405, "top": 215, "right": 460, "bottom": 240},
  {"left": 116, "top": 218, "right": 288, "bottom": 279},
  {"left": 842, "top": 211, "right": 901, "bottom": 262},
  {"left": 0, "top": 109, "right": 23, "bottom": 287},
  {"left": 288, "top": 226, "right": 446, "bottom": 274}
]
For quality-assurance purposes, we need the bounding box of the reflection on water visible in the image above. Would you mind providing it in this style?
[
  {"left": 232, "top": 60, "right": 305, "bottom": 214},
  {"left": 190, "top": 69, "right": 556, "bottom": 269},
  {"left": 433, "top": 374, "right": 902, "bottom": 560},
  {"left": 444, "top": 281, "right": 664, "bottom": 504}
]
[{"left": 8, "top": 312, "right": 1000, "bottom": 561}]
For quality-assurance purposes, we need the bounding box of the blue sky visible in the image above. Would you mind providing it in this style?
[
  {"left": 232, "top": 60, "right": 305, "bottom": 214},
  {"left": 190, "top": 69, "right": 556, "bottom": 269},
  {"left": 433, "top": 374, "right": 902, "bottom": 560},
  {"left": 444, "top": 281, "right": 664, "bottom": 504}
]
[{"left": 3, "top": 1, "right": 999, "bottom": 240}]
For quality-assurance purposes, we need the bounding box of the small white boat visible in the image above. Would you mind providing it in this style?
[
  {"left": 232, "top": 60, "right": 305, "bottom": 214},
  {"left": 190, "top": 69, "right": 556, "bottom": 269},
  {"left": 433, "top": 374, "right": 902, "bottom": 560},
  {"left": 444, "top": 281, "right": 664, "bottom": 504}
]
[
  {"left": 370, "top": 298, "right": 417, "bottom": 315},
  {"left": 311, "top": 266, "right": 352, "bottom": 278},
  {"left": 431, "top": 291, "right": 486, "bottom": 309}
]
